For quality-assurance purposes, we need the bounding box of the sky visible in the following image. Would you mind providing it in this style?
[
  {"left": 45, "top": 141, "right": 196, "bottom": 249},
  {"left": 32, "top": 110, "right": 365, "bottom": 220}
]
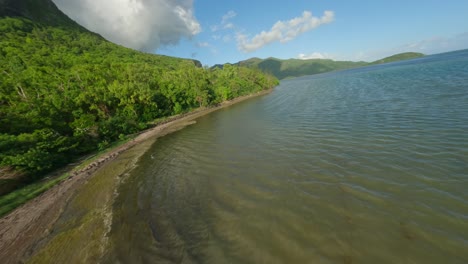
[{"left": 52, "top": 0, "right": 468, "bottom": 66}]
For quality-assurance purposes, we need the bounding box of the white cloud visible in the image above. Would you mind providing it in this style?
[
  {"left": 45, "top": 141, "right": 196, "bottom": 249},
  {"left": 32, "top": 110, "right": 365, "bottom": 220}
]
[
  {"left": 52, "top": 0, "right": 201, "bottom": 52},
  {"left": 224, "top": 23, "right": 234, "bottom": 30},
  {"left": 222, "top": 11, "right": 237, "bottom": 24},
  {"left": 211, "top": 10, "right": 237, "bottom": 32},
  {"left": 197, "top": 42, "right": 210, "bottom": 47},
  {"left": 209, "top": 10, "right": 237, "bottom": 44},
  {"left": 237, "top": 10, "right": 334, "bottom": 53},
  {"left": 297, "top": 52, "right": 334, "bottom": 60}
]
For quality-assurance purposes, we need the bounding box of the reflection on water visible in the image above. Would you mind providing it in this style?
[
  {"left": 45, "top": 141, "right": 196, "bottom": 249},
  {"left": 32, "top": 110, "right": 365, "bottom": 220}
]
[{"left": 102, "top": 50, "right": 468, "bottom": 263}]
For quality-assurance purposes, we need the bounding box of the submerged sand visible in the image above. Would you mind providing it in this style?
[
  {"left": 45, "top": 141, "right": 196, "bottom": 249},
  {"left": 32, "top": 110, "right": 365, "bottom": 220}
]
[{"left": 0, "top": 90, "right": 272, "bottom": 263}]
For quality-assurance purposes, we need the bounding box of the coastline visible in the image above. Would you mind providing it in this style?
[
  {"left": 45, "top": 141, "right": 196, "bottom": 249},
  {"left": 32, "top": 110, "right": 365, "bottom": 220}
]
[{"left": 0, "top": 89, "right": 273, "bottom": 263}]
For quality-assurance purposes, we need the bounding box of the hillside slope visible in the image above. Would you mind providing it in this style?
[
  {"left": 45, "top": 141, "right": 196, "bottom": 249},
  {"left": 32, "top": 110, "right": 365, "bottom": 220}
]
[
  {"left": 237, "top": 57, "right": 367, "bottom": 79},
  {"left": 371, "top": 52, "right": 424, "bottom": 65},
  {"left": 0, "top": 0, "right": 278, "bottom": 184},
  {"left": 0, "top": 0, "right": 81, "bottom": 27}
]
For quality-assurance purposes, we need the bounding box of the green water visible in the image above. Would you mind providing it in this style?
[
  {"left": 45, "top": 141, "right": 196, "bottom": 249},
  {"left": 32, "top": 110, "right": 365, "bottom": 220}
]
[{"left": 34, "top": 50, "right": 468, "bottom": 263}]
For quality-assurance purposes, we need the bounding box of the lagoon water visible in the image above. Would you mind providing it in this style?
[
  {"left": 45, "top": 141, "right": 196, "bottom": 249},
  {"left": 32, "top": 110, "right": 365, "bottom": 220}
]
[{"left": 102, "top": 50, "right": 468, "bottom": 263}]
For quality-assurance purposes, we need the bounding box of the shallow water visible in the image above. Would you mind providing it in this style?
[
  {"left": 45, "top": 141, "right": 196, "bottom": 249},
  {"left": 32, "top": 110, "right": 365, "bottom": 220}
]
[
  {"left": 44, "top": 50, "right": 468, "bottom": 263},
  {"left": 102, "top": 50, "right": 468, "bottom": 264}
]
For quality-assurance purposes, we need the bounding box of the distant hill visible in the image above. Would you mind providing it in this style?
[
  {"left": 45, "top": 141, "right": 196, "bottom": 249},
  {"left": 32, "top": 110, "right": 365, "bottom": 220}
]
[
  {"left": 211, "top": 58, "right": 367, "bottom": 80},
  {"left": 370, "top": 52, "right": 424, "bottom": 65},
  {"left": 237, "top": 57, "right": 367, "bottom": 80},
  {"left": 218, "top": 52, "right": 425, "bottom": 80}
]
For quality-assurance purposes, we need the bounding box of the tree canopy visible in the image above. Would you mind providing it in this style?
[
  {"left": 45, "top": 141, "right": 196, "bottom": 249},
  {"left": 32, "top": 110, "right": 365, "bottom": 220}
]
[{"left": 0, "top": 14, "right": 278, "bottom": 182}]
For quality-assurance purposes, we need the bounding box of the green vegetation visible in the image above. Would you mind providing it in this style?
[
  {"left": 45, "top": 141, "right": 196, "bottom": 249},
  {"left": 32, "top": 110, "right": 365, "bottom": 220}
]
[
  {"left": 0, "top": 0, "right": 278, "bottom": 195},
  {"left": 236, "top": 57, "right": 368, "bottom": 80},
  {"left": 370, "top": 52, "right": 425, "bottom": 65},
  {"left": 219, "top": 52, "right": 425, "bottom": 80},
  {"left": 0, "top": 171, "right": 70, "bottom": 216},
  {"left": 0, "top": 0, "right": 83, "bottom": 27}
]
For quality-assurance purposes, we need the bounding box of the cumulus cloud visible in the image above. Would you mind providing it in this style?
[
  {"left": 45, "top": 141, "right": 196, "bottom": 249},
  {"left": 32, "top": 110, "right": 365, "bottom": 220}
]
[
  {"left": 51, "top": 0, "right": 201, "bottom": 52},
  {"left": 297, "top": 52, "right": 334, "bottom": 60},
  {"left": 237, "top": 10, "right": 334, "bottom": 53}
]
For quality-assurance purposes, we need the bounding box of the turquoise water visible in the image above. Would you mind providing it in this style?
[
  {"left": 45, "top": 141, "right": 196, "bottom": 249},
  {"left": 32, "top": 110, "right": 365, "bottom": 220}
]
[{"left": 104, "top": 50, "right": 468, "bottom": 263}]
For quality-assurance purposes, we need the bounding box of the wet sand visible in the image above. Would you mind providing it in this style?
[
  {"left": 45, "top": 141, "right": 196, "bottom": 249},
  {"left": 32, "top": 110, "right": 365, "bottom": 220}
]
[{"left": 0, "top": 90, "right": 272, "bottom": 263}]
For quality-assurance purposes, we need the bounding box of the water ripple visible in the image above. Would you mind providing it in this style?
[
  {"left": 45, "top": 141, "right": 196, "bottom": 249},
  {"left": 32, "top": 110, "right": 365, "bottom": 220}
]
[{"left": 104, "top": 50, "right": 468, "bottom": 264}]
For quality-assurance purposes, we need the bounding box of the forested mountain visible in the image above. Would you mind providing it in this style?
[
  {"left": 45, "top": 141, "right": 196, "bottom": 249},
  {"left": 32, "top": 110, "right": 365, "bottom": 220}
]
[
  {"left": 237, "top": 57, "right": 367, "bottom": 80},
  {"left": 0, "top": 0, "right": 278, "bottom": 183},
  {"left": 370, "top": 52, "right": 425, "bottom": 65},
  {"left": 0, "top": 0, "right": 79, "bottom": 27},
  {"left": 218, "top": 52, "right": 425, "bottom": 80},
  {"left": 212, "top": 57, "right": 366, "bottom": 80}
]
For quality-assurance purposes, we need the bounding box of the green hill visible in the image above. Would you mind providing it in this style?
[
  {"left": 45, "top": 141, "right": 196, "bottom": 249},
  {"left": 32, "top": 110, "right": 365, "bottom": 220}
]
[
  {"left": 0, "top": 0, "right": 278, "bottom": 186},
  {"left": 223, "top": 52, "right": 425, "bottom": 80},
  {"left": 212, "top": 57, "right": 366, "bottom": 80},
  {"left": 371, "top": 52, "right": 425, "bottom": 65},
  {"left": 237, "top": 57, "right": 367, "bottom": 79}
]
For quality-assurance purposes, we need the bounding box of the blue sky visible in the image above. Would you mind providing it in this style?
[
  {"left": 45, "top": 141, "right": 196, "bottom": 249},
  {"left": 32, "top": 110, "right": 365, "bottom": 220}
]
[
  {"left": 53, "top": 0, "right": 468, "bottom": 66},
  {"left": 157, "top": 0, "right": 468, "bottom": 65}
]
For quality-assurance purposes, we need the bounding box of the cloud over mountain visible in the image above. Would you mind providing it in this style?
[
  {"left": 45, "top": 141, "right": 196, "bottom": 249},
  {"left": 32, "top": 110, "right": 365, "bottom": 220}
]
[
  {"left": 52, "top": 0, "right": 201, "bottom": 52},
  {"left": 237, "top": 10, "right": 334, "bottom": 52},
  {"left": 297, "top": 52, "right": 334, "bottom": 60}
]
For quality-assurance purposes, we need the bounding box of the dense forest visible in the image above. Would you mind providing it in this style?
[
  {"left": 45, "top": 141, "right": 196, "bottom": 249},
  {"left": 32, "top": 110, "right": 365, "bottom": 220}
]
[{"left": 0, "top": 2, "right": 278, "bottom": 185}]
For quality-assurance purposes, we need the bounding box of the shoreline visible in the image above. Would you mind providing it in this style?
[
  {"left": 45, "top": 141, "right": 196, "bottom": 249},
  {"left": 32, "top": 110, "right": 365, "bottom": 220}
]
[{"left": 0, "top": 89, "right": 273, "bottom": 263}]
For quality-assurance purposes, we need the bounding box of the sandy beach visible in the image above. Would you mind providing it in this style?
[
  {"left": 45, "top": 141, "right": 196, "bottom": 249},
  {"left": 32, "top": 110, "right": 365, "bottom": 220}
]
[{"left": 0, "top": 89, "right": 272, "bottom": 263}]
